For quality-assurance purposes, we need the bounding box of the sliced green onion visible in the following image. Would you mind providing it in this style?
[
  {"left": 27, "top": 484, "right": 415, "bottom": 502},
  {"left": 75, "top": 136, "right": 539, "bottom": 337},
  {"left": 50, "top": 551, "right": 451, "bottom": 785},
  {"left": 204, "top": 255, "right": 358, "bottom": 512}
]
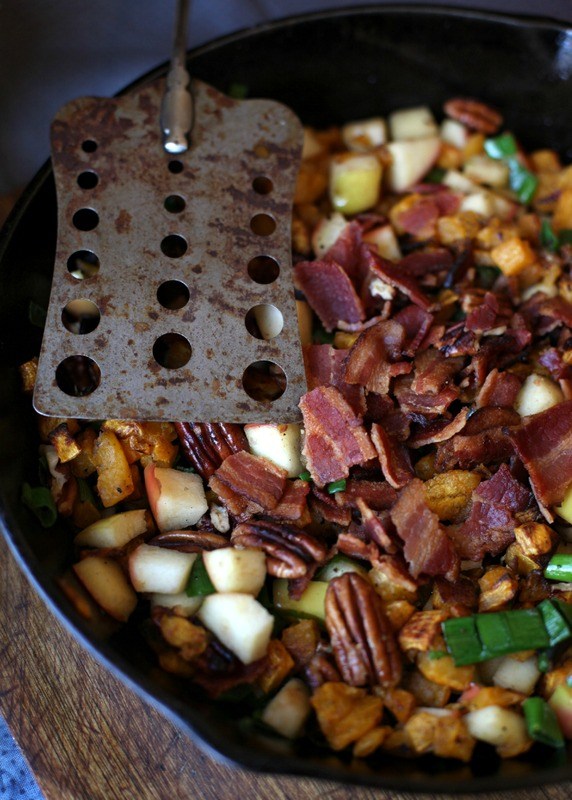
[
  {"left": 539, "top": 599, "right": 572, "bottom": 646},
  {"left": 523, "top": 697, "right": 565, "bottom": 748},
  {"left": 537, "top": 650, "right": 552, "bottom": 673},
  {"left": 540, "top": 218, "right": 559, "bottom": 252},
  {"left": 185, "top": 554, "right": 216, "bottom": 598},
  {"left": 21, "top": 482, "right": 57, "bottom": 528},
  {"left": 504, "top": 608, "right": 550, "bottom": 652},
  {"left": 544, "top": 554, "right": 572, "bottom": 583},
  {"left": 508, "top": 159, "right": 538, "bottom": 204},
  {"left": 442, "top": 616, "right": 483, "bottom": 666},
  {"left": 476, "top": 265, "right": 502, "bottom": 290},
  {"left": 484, "top": 133, "right": 518, "bottom": 159},
  {"left": 425, "top": 167, "right": 446, "bottom": 184},
  {"left": 428, "top": 650, "right": 447, "bottom": 660},
  {"left": 326, "top": 479, "right": 347, "bottom": 494},
  {"left": 175, "top": 465, "right": 195, "bottom": 473},
  {"left": 298, "top": 470, "right": 312, "bottom": 482}
]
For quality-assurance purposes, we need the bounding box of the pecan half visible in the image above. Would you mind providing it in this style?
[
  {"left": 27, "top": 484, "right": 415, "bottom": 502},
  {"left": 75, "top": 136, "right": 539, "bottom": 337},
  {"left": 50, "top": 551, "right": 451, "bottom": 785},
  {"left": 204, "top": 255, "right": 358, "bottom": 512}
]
[
  {"left": 149, "top": 530, "right": 229, "bottom": 552},
  {"left": 231, "top": 519, "right": 327, "bottom": 579},
  {"left": 443, "top": 98, "right": 503, "bottom": 135},
  {"left": 175, "top": 422, "right": 248, "bottom": 479},
  {"left": 325, "top": 573, "right": 402, "bottom": 688}
]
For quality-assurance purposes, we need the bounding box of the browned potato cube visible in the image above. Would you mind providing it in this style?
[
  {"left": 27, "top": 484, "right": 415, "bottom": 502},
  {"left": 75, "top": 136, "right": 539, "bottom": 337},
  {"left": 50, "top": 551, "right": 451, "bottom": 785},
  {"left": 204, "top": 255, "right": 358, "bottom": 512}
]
[
  {"left": 92, "top": 430, "right": 135, "bottom": 508},
  {"left": 257, "top": 640, "right": 295, "bottom": 694}
]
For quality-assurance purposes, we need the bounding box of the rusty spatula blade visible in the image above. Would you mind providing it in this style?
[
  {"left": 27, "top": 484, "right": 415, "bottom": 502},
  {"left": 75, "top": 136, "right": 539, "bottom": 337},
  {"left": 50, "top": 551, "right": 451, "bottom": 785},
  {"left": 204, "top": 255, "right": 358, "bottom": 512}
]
[{"left": 33, "top": 77, "right": 307, "bottom": 423}]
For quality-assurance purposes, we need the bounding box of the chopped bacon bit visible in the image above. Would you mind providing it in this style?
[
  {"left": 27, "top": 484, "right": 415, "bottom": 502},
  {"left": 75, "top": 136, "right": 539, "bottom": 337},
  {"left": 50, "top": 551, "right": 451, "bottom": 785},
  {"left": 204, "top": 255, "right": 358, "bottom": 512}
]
[
  {"left": 411, "top": 349, "right": 463, "bottom": 396},
  {"left": 299, "top": 386, "right": 377, "bottom": 487},
  {"left": 408, "top": 408, "right": 469, "bottom": 449},
  {"left": 539, "top": 295, "right": 572, "bottom": 329},
  {"left": 465, "top": 291, "right": 510, "bottom": 333},
  {"left": 295, "top": 259, "right": 365, "bottom": 331},
  {"left": 344, "top": 320, "right": 411, "bottom": 395},
  {"left": 390, "top": 479, "right": 460, "bottom": 581},
  {"left": 310, "top": 485, "right": 353, "bottom": 526},
  {"left": 476, "top": 368, "right": 523, "bottom": 408},
  {"left": 393, "top": 305, "right": 434, "bottom": 356},
  {"left": 355, "top": 498, "right": 397, "bottom": 553},
  {"left": 394, "top": 376, "right": 459, "bottom": 417},
  {"left": 434, "top": 406, "right": 520, "bottom": 471},
  {"left": 209, "top": 451, "right": 287, "bottom": 513},
  {"left": 362, "top": 250, "right": 433, "bottom": 310},
  {"left": 398, "top": 249, "right": 454, "bottom": 278},
  {"left": 538, "top": 348, "right": 572, "bottom": 381},
  {"left": 337, "top": 531, "right": 382, "bottom": 564},
  {"left": 371, "top": 423, "right": 414, "bottom": 489},
  {"left": 511, "top": 399, "right": 572, "bottom": 507},
  {"left": 303, "top": 344, "right": 365, "bottom": 415},
  {"left": 322, "top": 220, "right": 363, "bottom": 284},
  {"left": 269, "top": 479, "right": 312, "bottom": 525},
  {"left": 335, "top": 479, "right": 398, "bottom": 511},
  {"left": 393, "top": 196, "right": 440, "bottom": 239},
  {"left": 449, "top": 464, "right": 533, "bottom": 560}
]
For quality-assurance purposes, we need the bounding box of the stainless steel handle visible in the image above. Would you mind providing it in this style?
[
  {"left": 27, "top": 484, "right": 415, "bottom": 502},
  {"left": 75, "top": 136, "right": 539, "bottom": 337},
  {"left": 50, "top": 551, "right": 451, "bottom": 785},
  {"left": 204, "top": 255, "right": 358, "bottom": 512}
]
[{"left": 161, "top": 0, "right": 193, "bottom": 154}]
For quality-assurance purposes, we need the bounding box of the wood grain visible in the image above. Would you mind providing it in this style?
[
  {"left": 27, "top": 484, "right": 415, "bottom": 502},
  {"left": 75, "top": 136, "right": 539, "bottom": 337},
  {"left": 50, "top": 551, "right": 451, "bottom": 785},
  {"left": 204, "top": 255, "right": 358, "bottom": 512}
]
[{"left": 0, "top": 535, "right": 570, "bottom": 800}]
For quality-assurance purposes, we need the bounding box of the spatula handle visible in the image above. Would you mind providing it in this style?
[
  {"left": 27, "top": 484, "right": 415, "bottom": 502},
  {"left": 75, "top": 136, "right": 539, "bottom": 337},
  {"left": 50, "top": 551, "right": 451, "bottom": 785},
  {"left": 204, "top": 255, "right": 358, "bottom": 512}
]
[{"left": 161, "top": 0, "right": 193, "bottom": 153}]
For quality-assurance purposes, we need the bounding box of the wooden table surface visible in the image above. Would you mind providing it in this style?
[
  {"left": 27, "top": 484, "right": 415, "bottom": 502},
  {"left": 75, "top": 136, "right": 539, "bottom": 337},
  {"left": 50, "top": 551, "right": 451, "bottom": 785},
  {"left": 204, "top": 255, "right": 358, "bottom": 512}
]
[{"left": 1, "top": 196, "right": 572, "bottom": 800}]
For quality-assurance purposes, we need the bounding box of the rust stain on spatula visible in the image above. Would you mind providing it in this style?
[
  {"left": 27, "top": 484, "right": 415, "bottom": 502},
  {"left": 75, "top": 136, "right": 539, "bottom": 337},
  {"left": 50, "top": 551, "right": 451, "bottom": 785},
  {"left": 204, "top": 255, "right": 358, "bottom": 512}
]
[{"left": 33, "top": 77, "right": 306, "bottom": 423}]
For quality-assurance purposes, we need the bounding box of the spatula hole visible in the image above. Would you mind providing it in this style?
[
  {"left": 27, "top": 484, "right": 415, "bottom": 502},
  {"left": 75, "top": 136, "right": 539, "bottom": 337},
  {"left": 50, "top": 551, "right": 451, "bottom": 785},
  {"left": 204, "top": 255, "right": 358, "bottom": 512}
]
[
  {"left": 164, "top": 194, "right": 186, "bottom": 213},
  {"left": 77, "top": 171, "right": 99, "bottom": 190},
  {"left": 153, "top": 333, "right": 192, "bottom": 369},
  {"left": 252, "top": 176, "right": 273, "bottom": 195},
  {"left": 81, "top": 140, "right": 98, "bottom": 153},
  {"left": 247, "top": 255, "right": 280, "bottom": 284},
  {"left": 245, "top": 304, "right": 283, "bottom": 340},
  {"left": 62, "top": 299, "right": 101, "bottom": 334},
  {"left": 242, "top": 361, "right": 286, "bottom": 402},
  {"left": 67, "top": 250, "right": 100, "bottom": 280},
  {"left": 56, "top": 355, "right": 101, "bottom": 397},
  {"left": 157, "top": 280, "right": 190, "bottom": 310},
  {"left": 161, "top": 234, "right": 188, "bottom": 258},
  {"left": 250, "top": 213, "right": 276, "bottom": 236},
  {"left": 73, "top": 208, "right": 99, "bottom": 231},
  {"left": 168, "top": 160, "right": 184, "bottom": 174}
]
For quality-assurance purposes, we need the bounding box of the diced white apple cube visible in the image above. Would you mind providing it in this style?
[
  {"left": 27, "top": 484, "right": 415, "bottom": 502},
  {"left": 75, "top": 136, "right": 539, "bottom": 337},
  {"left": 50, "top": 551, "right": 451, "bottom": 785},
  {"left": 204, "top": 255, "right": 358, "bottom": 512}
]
[
  {"left": 330, "top": 153, "right": 382, "bottom": 215},
  {"left": 489, "top": 192, "right": 518, "bottom": 221},
  {"left": 492, "top": 655, "right": 540, "bottom": 695},
  {"left": 148, "top": 591, "right": 203, "bottom": 617},
  {"left": 197, "top": 593, "right": 274, "bottom": 664},
  {"left": 261, "top": 678, "right": 311, "bottom": 739},
  {"left": 514, "top": 373, "right": 564, "bottom": 417},
  {"left": 128, "top": 543, "right": 197, "bottom": 594},
  {"left": 389, "top": 106, "right": 438, "bottom": 140},
  {"left": 311, "top": 212, "right": 349, "bottom": 258},
  {"left": 296, "top": 299, "right": 313, "bottom": 346},
  {"left": 203, "top": 547, "right": 267, "bottom": 595},
  {"left": 74, "top": 509, "right": 149, "bottom": 549},
  {"left": 459, "top": 191, "right": 496, "bottom": 217},
  {"left": 554, "top": 484, "right": 572, "bottom": 524},
  {"left": 440, "top": 118, "right": 470, "bottom": 149},
  {"left": 301, "top": 127, "right": 324, "bottom": 160},
  {"left": 465, "top": 705, "right": 530, "bottom": 755},
  {"left": 244, "top": 423, "right": 302, "bottom": 478},
  {"left": 442, "top": 169, "right": 478, "bottom": 194},
  {"left": 464, "top": 155, "right": 510, "bottom": 188},
  {"left": 386, "top": 137, "right": 441, "bottom": 193},
  {"left": 342, "top": 117, "right": 387, "bottom": 151},
  {"left": 73, "top": 556, "right": 137, "bottom": 622},
  {"left": 363, "top": 223, "right": 402, "bottom": 260},
  {"left": 209, "top": 502, "right": 230, "bottom": 534},
  {"left": 521, "top": 281, "right": 558, "bottom": 302},
  {"left": 144, "top": 464, "right": 207, "bottom": 532}
]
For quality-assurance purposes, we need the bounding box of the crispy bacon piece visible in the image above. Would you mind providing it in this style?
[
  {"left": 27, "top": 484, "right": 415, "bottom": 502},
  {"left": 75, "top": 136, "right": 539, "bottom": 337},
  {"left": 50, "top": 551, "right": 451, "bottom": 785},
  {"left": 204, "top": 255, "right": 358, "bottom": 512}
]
[
  {"left": 303, "top": 344, "right": 365, "bottom": 415},
  {"left": 470, "top": 329, "right": 531, "bottom": 387},
  {"left": 175, "top": 422, "right": 247, "bottom": 479},
  {"left": 355, "top": 499, "right": 396, "bottom": 553},
  {"left": 476, "top": 368, "right": 523, "bottom": 408},
  {"left": 411, "top": 349, "right": 463, "bottom": 396},
  {"left": 408, "top": 407, "right": 469, "bottom": 449},
  {"left": 449, "top": 464, "right": 533, "bottom": 560},
  {"left": 371, "top": 423, "right": 414, "bottom": 489},
  {"left": 393, "top": 195, "right": 440, "bottom": 239},
  {"left": 362, "top": 250, "right": 433, "bottom": 310},
  {"left": 393, "top": 305, "right": 434, "bottom": 356},
  {"left": 511, "top": 399, "right": 572, "bottom": 507},
  {"left": 344, "top": 320, "right": 411, "bottom": 395},
  {"left": 394, "top": 376, "right": 459, "bottom": 417},
  {"left": 335, "top": 478, "right": 398, "bottom": 511},
  {"left": 209, "top": 451, "right": 287, "bottom": 514},
  {"left": 323, "top": 220, "right": 363, "bottom": 284},
  {"left": 309, "top": 485, "right": 352, "bottom": 526},
  {"left": 300, "top": 386, "right": 377, "bottom": 487},
  {"left": 434, "top": 406, "right": 520, "bottom": 471},
  {"left": 539, "top": 296, "right": 572, "bottom": 329},
  {"left": 268, "top": 479, "right": 311, "bottom": 525},
  {"left": 538, "top": 348, "right": 572, "bottom": 381},
  {"left": 465, "top": 291, "right": 511, "bottom": 333},
  {"left": 390, "top": 479, "right": 460, "bottom": 581},
  {"left": 398, "top": 249, "right": 454, "bottom": 278},
  {"left": 295, "top": 258, "right": 365, "bottom": 331}
]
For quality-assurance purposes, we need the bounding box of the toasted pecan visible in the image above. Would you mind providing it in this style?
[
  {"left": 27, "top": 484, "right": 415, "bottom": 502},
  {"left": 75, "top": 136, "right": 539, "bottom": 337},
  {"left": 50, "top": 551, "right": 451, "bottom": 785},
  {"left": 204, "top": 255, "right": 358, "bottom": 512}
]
[
  {"left": 175, "top": 422, "right": 248, "bottom": 479},
  {"left": 443, "top": 97, "right": 503, "bottom": 134},
  {"left": 149, "top": 530, "right": 229, "bottom": 552},
  {"left": 231, "top": 519, "right": 327, "bottom": 579}
]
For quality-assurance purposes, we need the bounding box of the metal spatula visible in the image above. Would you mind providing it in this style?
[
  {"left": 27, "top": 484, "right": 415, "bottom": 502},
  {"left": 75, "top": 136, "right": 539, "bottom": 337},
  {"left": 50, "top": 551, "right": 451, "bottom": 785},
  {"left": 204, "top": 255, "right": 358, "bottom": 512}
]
[{"left": 33, "top": 0, "right": 305, "bottom": 424}]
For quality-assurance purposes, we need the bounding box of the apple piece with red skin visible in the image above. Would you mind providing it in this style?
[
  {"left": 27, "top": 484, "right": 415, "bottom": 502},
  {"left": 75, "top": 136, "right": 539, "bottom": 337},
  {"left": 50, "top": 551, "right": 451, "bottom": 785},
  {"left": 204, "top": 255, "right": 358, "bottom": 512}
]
[
  {"left": 128, "top": 543, "right": 197, "bottom": 594},
  {"left": 549, "top": 684, "right": 572, "bottom": 738},
  {"left": 73, "top": 556, "right": 138, "bottom": 622},
  {"left": 144, "top": 463, "right": 207, "bottom": 532},
  {"left": 385, "top": 136, "right": 441, "bottom": 193}
]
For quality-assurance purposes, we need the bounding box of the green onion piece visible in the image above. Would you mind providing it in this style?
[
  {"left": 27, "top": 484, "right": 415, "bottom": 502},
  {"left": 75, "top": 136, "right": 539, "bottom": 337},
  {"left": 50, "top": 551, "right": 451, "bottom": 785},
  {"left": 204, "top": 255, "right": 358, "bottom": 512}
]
[
  {"left": 476, "top": 265, "right": 502, "bottom": 290},
  {"left": 428, "top": 650, "right": 447, "bottom": 660},
  {"left": 442, "top": 616, "right": 483, "bottom": 666},
  {"left": 539, "top": 599, "right": 572, "bottom": 647},
  {"left": 484, "top": 133, "right": 518, "bottom": 159},
  {"left": 185, "top": 554, "right": 216, "bottom": 598},
  {"left": 544, "top": 554, "right": 572, "bottom": 583},
  {"left": 425, "top": 167, "right": 446, "bottom": 184},
  {"left": 327, "top": 479, "right": 347, "bottom": 494},
  {"left": 313, "top": 327, "right": 335, "bottom": 345},
  {"left": 504, "top": 608, "right": 550, "bottom": 652},
  {"left": 537, "top": 650, "right": 552, "bottom": 673},
  {"left": 558, "top": 229, "right": 572, "bottom": 246},
  {"left": 227, "top": 82, "right": 249, "bottom": 99},
  {"left": 540, "top": 219, "right": 559, "bottom": 252},
  {"left": 475, "top": 612, "right": 513, "bottom": 659},
  {"left": 523, "top": 697, "right": 565, "bottom": 748},
  {"left": 21, "top": 482, "right": 57, "bottom": 528},
  {"left": 175, "top": 465, "right": 195, "bottom": 473},
  {"left": 508, "top": 159, "right": 538, "bottom": 204},
  {"left": 298, "top": 470, "right": 312, "bottom": 482}
]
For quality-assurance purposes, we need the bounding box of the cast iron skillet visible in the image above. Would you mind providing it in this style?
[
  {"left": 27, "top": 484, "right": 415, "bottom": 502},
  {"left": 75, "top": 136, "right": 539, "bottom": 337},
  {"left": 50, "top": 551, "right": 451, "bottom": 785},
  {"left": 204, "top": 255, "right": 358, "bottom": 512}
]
[{"left": 1, "top": 5, "right": 572, "bottom": 792}]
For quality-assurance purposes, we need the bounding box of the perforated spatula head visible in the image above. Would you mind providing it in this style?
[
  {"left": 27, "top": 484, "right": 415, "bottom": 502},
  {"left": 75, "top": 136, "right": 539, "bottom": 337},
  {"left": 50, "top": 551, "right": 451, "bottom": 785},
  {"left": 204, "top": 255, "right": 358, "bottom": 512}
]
[{"left": 32, "top": 76, "right": 306, "bottom": 423}]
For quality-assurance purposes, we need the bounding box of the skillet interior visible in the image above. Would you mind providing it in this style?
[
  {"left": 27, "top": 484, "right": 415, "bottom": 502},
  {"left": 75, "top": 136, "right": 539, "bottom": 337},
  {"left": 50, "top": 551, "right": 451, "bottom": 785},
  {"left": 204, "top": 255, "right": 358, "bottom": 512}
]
[{"left": 1, "top": 5, "right": 572, "bottom": 792}]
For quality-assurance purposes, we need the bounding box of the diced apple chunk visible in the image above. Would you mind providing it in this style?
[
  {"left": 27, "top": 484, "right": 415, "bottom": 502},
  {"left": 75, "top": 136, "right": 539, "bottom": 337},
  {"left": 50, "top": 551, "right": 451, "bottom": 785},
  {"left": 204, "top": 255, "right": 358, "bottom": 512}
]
[
  {"left": 442, "top": 169, "right": 478, "bottom": 194},
  {"left": 330, "top": 153, "right": 382, "bottom": 215},
  {"left": 144, "top": 464, "right": 208, "bottom": 531},
  {"left": 514, "top": 373, "right": 564, "bottom": 417},
  {"left": 73, "top": 556, "right": 137, "bottom": 622},
  {"left": 148, "top": 591, "right": 203, "bottom": 617},
  {"left": 389, "top": 106, "right": 438, "bottom": 140},
  {"left": 342, "top": 117, "right": 387, "bottom": 151},
  {"left": 464, "top": 155, "right": 510, "bottom": 188},
  {"left": 203, "top": 547, "right": 267, "bottom": 595},
  {"left": 549, "top": 684, "right": 572, "bottom": 738},
  {"left": 386, "top": 137, "right": 441, "bottom": 193},
  {"left": 128, "top": 543, "right": 197, "bottom": 594},
  {"left": 492, "top": 655, "right": 540, "bottom": 695},
  {"left": 197, "top": 593, "right": 273, "bottom": 664},
  {"left": 74, "top": 509, "right": 149, "bottom": 548},
  {"left": 440, "top": 119, "right": 469, "bottom": 149},
  {"left": 363, "top": 223, "right": 402, "bottom": 260},
  {"left": 465, "top": 705, "right": 530, "bottom": 757},
  {"left": 459, "top": 191, "right": 496, "bottom": 217},
  {"left": 311, "top": 212, "right": 349, "bottom": 258},
  {"left": 244, "top": 423, "right": 302, "bottom": 478},
  {"left": 273, "top": 579, "right": 328, "bottom": 621},
  {"left": 261, "top": 678, "right": 312, "bottom": 739},
  {"left": 555, "top": 484, "right": 572, "bottom": 524}
]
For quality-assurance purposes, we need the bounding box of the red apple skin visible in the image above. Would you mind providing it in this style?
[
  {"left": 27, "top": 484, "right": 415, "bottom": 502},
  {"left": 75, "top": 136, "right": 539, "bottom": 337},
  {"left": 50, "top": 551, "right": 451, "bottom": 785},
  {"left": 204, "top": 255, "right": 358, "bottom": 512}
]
[{"left": 549, "top": 684, "right": 572, "bottom": 739}]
